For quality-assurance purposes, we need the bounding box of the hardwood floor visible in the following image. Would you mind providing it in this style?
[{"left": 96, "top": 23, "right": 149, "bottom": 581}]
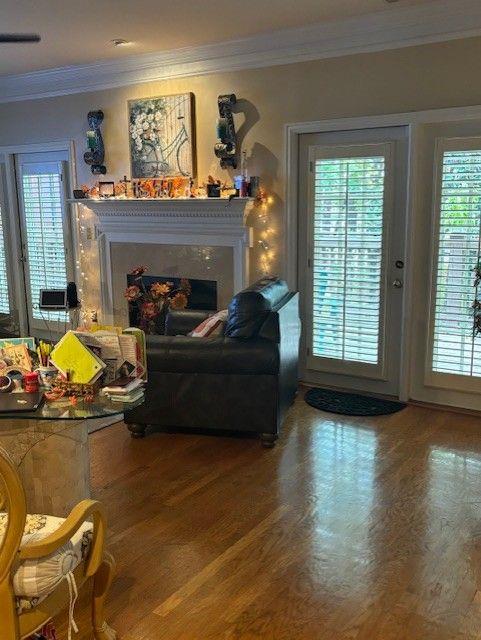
[{"left": 56, "top": 396, "right": 481, "bottom": 639}]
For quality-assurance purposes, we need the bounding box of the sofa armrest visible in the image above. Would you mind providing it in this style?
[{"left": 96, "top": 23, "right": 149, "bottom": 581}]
[
  {"left": 164, "top": 309, "right": 212, "bottom": 335},
  {"left": 146, "top": 335, "right": 279, "bottom": 375}
]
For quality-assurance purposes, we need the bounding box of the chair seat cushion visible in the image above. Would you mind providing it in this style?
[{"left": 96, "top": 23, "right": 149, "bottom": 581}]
[{"left": 0, "top": 512, "right": 92, "bottom": 611}]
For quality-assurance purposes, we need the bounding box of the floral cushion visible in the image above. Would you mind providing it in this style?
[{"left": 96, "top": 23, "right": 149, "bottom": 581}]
[{"left": 0, "top": 512, "right": 92, "bottom": 613}]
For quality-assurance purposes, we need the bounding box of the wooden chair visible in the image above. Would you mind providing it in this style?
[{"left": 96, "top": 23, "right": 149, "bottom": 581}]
[{"left": 0, "top": 446, "right": 116, "bottom": 640}]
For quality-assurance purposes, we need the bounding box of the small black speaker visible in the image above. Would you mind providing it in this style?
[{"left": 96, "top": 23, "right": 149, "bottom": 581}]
[{"left": 67, "top": 282, "right": 79, "bottom": 309}]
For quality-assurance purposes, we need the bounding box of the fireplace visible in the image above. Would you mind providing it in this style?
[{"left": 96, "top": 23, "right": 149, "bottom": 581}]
[{"left": 71, "top": 197, "right": 254, "bottom": 325}]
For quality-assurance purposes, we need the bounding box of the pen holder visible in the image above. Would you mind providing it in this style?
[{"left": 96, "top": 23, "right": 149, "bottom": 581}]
[{"left": 37, "top": 366, "right": 58, "bottom": 389}]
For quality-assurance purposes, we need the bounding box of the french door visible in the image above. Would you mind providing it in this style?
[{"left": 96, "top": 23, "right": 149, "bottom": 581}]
[
  {"left": 424, "top": 136, "right": 481, "bottom": 399},
  {"left": 298, "top": 127, "right": 408, "bottom": 397},
  {"left": 15, "top": 151, "right": 73, "bottom": 334}
]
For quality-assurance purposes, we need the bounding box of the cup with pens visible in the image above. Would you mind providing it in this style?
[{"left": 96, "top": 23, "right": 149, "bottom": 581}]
[{"left": 36, "top": 341, "right": 57, "bottom": 389}]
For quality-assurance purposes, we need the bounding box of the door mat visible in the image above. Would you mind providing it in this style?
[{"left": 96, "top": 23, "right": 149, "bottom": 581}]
[{"left": 305, "top": 387, "right": 406, "bottom": 416}]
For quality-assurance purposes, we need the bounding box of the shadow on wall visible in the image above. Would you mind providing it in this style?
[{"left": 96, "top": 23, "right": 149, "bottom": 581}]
[{"left": 232, "top": 98, "right": 260, "bottom": 169}]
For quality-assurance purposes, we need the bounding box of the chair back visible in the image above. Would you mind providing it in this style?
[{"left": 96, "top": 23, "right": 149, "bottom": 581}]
[
  {"left": 0, "top": 447, "right": 26, "bottom": 583},
  {"left": 224, "top": 276, "right": 290, "bottom": 338}
]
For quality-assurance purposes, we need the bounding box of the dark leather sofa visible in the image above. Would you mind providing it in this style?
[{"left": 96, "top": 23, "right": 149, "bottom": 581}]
[{"left": 124, "top": 276, "right": 300, "bottom": 446}]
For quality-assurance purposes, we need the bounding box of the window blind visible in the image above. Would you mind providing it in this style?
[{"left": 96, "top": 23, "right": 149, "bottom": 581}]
[
  {"left": 0, "top": 205, "right": 10, "bottom": 315},
  {"left": 21, "top": 167, "right": 68, "bottom": 322},
  {"left": 312, "top": 156, "right": 385, "bottom": 364},
  {"left": 432, "top": 149, "right": 481, "bottom": 377}
]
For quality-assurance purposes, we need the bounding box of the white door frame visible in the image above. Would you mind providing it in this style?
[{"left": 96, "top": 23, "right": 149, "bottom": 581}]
[
  {"left": 284, "top": 104, "right": 481, "bottom": 402},
  {"left": 0, "top": 140, "right": 77, "bottom": 335}
]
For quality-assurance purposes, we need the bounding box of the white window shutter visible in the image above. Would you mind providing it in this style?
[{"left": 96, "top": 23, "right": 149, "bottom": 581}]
[{"left": 312, "top": 155, "right": 386, "bottom": 365}]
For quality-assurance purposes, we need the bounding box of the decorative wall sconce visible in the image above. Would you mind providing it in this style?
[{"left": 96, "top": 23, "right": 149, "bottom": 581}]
[
  {"left": 214, "top": 94, "right": 237, "bottom": 169},
  {"left": 84, "top": 110, "right": 106, "bottom": 175}
]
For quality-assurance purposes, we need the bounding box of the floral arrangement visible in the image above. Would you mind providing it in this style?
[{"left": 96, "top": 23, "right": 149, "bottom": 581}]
[{"left": 124, "top": 266, "right": 191, "bottom": 333}]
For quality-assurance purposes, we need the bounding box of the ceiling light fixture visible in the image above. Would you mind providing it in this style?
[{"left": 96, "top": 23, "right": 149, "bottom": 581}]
[{"left": 110, "top": 38, "right": 131, "bottom": 47}]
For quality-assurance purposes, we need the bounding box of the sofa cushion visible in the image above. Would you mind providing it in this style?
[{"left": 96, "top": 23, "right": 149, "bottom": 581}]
[
  {"left": 224, "top": 277, "right": 289, "bottom": 338},
  {"left": 146, "top": 335, "right": 280, "bottom": 375},
  {"left": 0, "top": 512, "right": 92, "bottom": 612}
]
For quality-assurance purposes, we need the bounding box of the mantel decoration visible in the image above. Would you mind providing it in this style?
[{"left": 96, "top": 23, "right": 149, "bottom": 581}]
[
  {"left": 128, "top": 93, "right": 195, "bottom": 179},
  {"left": 214, "top": 93, "right": 237, "bottom": 169},
  {"left": 84, "top": 110, "right": 106, "bottom": 175},
  {"left": 125, "top": 267, "right": 191, "bottom": 334}
]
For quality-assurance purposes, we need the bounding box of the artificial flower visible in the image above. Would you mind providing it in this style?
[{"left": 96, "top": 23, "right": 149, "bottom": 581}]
[
  {"left": 131, "top": 266, "right": 146, "bottom": 277},
  {"left": 180, "top": 278, "right": 192, "bottom": 295},
  {"left": 170, "top": 292, "right": 188, "bottom": 310},
  {"left": 141, "top": 301, "right": 158, "bottom": 319},
  {"left": 151, "top": 282, "right": 171, "bottom": 298},
  {"left": 124, "top": 285, "right": 141, "bottom": 302}
]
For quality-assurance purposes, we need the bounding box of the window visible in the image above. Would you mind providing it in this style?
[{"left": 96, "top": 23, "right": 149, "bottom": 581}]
[
  {"left": 311, "top": 154, "right": 386, "bottom": 365},
  {"left": 431, "top": 145, "right": 481, "bottom": 378}
]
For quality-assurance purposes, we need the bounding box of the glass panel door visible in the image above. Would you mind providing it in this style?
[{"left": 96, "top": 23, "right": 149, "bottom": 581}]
[
  {"left": 298, "top": 128, "right": 408, "bottom": 398},
  {"left": 426, "top": 137, "right": 481, "bottom": 393},
  {"left": 15, "top": 151, "right": 73, "bottom": 333}
]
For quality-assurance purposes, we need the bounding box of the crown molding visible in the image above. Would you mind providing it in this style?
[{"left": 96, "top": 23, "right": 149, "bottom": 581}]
[{"left": 1, "top": 0, "right": 481, "bottom": 103}]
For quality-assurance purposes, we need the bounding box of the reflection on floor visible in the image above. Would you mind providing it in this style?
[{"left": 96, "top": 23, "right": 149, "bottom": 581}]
[{"left": 56, "top": 395, "right": 481, "bottom": 639}]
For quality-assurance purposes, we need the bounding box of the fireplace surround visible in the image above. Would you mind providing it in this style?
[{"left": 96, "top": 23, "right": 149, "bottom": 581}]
[{"left": 70, "top": 197, "right": 254, "bottom": 324}]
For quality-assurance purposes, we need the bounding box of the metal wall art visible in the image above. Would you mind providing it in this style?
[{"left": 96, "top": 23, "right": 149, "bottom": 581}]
[
  {"left": 214, "top": 94, "right": 238, "bottom": 169},
  {"left": 84, "top": 110, "right": 106, "bottom": 175}
]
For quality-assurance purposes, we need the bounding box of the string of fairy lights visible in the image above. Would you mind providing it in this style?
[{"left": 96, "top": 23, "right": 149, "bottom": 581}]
[
  {"left": 255, "top": 191, "right": 276, "bottom": 275},
  {"left": 75, "top": 205, "right": 98, "bottom": 323}
]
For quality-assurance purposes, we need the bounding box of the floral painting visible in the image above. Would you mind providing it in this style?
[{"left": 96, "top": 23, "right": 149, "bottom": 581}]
[{"left": 128, "top": 93, "right": 195, "bottom": 178}]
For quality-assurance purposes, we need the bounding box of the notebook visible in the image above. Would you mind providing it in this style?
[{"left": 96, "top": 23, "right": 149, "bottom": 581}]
[{"left": 50, "top": 331, "right": 106, "bottom": 384}]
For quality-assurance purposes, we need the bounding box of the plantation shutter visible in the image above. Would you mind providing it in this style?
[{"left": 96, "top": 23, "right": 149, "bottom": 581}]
[
  {"left": 309, "top": 145, "right": 388, "bottom": 371},
  {"left": 430, "top": 142, "right": 481, "bottom": 379},
  {"left": 0, "top": 202, "right": 10, "bottom": 315},
  {"left": 18, "top": 160, "right": 70, "bottom": 323},
  {"left": 0, "top": 169, "right": 11, "bottom": 316}
]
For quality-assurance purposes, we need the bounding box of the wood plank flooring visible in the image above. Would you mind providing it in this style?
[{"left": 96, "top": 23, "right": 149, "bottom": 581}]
[{"left": 55, "top": 396, "right": 481, "bottom": 639}]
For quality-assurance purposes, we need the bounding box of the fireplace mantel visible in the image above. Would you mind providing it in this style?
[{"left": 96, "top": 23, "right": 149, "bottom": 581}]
[
  {"left": 70, "top": 196, "right": 254, "bottom": 220},
  {"left": 69, "top": 197, "right": 255, "bottom": 323}
]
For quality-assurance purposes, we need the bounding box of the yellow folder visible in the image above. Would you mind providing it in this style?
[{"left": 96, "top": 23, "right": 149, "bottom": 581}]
[{"left": 50, "top": 331, "right": 106, "bottom": 384}]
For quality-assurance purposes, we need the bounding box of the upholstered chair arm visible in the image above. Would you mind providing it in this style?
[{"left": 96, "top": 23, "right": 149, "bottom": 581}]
[
  {"left": 164, "top": 309, "right": 212, "bottom": 336},
  {"left": 19, "top": 499, "right": 106, "bottom": 578},
  {"left": 0, "top": 447, "right": 27, "bottom": 584}
]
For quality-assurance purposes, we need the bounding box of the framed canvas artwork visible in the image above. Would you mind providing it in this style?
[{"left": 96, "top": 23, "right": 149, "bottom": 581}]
[{"left": 128, "top": 93, "right": 195, "bottom": 178}]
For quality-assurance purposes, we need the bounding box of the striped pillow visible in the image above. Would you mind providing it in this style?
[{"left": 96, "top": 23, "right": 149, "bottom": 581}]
[{"left": 189, "top": 310, "right": 228, "bottom": 338}]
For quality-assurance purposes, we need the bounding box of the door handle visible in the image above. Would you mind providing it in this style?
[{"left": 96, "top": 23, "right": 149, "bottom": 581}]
[{"left": 392, "top": 279, "right": 403, "bottom": 289}]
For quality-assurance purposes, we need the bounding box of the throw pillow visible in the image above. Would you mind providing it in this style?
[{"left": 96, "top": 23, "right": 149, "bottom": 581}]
[{"left": 189, "top": 310, "right": 228, "bottom": 338}]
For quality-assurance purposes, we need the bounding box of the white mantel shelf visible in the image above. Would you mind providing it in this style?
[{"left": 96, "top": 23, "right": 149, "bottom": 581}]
[
  {"left": 69, "top": 197, "right": 254, "bottom": 219},
  {"left": 69, "top": 197, "right": 255, "bottom": 323}
]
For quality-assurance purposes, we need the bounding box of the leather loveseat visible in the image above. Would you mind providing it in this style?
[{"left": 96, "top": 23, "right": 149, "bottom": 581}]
[{"left": 124, "top": 276, "right": 300, "bottom": 446}]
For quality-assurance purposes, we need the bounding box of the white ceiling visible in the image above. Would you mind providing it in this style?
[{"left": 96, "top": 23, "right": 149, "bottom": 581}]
[{"left": 0, "top": 0, "right": 435, "bottom": 76}]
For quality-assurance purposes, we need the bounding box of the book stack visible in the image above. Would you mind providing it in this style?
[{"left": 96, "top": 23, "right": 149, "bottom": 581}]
[{"left": 101, "top": 376, "right": 144, "bottom": 403}]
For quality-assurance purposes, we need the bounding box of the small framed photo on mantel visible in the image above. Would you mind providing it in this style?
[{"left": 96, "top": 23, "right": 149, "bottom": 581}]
[
  {"left": 128, "top": 93, "right": 196, "bottom": 179},
  {"left": 98, "top": 181, "right": 115, "bottom": 198}
]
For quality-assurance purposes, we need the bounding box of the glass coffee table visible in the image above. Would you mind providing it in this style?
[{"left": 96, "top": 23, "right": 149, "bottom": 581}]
[{"left": 0, "top": 394, "right": 144, "bottom": 517}]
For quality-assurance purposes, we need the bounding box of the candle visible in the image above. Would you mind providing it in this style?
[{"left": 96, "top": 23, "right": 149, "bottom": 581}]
[
  {"left": 216, "top": 117, "right": 228, "bottom": 140},
  {"left": 87, "top": 130, "right": 96, "bottom": 149}
]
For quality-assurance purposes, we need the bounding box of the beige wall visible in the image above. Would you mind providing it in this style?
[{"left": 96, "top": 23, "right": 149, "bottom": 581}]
[{"left": 2, "top": 36, "right": 481, "bottom": 316}]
